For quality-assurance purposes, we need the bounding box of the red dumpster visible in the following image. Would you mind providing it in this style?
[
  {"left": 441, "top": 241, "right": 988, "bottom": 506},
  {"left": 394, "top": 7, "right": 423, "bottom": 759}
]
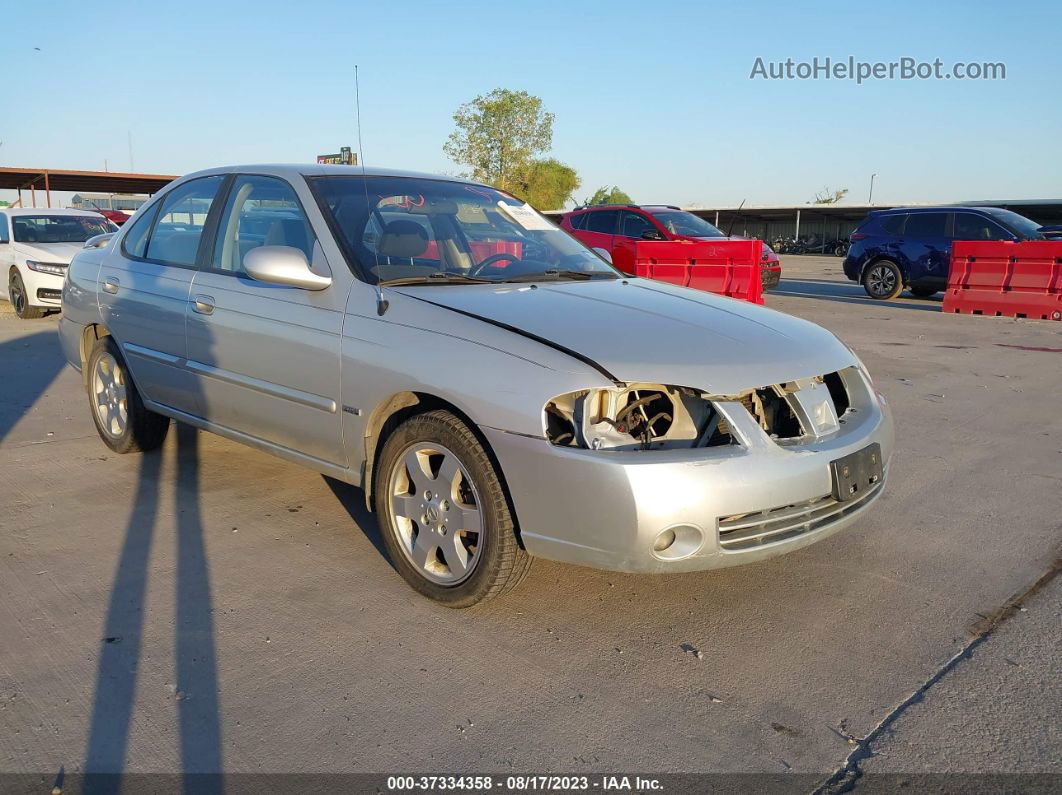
[
  {"left": 943, "top": 241, "right": 1062, "bottom": 321},
  {"left": 616, "top": 238, "right": 764, "bottom": 305}
]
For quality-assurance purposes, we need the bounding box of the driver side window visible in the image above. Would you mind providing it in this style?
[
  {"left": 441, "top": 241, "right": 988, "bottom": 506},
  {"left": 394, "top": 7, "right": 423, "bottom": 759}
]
[
  {"left": 0, "top": 213, "right": 8, "bottom": 244},
  {"left": 211, "top": 175, "right": 316, "bottom": 274}
]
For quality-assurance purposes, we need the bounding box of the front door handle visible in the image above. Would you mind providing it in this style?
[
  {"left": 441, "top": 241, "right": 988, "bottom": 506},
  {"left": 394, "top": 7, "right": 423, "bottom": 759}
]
[
  {"left": 192, "top": 294, "right": 215, "bottom": 315},
  {"left": 103, "top": 277, "right": 120, "bottom": 294}
]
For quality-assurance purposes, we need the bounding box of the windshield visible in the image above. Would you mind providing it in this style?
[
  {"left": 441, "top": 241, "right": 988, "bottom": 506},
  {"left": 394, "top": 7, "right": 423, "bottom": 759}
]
[
  {"left": 982, "top": 208, "right": 1045, "bottom": 240},
  {"left": 649, "top": 211, "right": 725, "bottom": 238},
  {"left": 312, "top": 176, "right": 619, "bottom": 284},
  {"left": 12, "top": 214, "right": 116, "bottom": 243}
]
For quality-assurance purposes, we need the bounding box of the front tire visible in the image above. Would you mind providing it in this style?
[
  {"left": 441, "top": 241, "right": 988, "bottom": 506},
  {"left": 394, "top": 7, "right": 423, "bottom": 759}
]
[
  {"left": 86, "top": 336, "right": 170, "bottom": 453},
  {"left": 374, "top": 410, "right": 531, "bottom": 607},
  {"left": 9, "top": 270, "right": 45, "bottom": 319},
  {"left": 862, "top": 260, "right": 903, "bottom": 300}
]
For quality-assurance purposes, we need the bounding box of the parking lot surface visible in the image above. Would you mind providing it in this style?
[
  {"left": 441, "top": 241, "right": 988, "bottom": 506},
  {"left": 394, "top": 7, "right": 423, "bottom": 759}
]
[{"left": 1, "top": 256, "right": 1059, "bottom": 785}]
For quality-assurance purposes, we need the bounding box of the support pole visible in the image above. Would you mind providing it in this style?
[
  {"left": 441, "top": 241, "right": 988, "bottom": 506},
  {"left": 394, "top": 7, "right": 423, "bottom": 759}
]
[
  {"left": 44, "top": 171, "right": 51, "bottom": 208},
  {"left": 794, "top": 209, "right": 801, "bottom": 240}
]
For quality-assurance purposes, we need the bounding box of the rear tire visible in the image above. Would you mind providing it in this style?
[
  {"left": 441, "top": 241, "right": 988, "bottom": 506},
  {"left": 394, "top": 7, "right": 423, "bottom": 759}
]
[
  {"left": 9, "top": 270, "right": 45, "bottom": 319},
  {"left": 374, "top": 410, "right": 531, "bottom": 607},
  {"left": 86, "top": 336, "right": 170, "bottom": 453},
  {"left": 862, "top": 260, "right": 903, "bottom": 300},
  {"left": 909, "top": 285, "right": 939, "bottom": 298}
]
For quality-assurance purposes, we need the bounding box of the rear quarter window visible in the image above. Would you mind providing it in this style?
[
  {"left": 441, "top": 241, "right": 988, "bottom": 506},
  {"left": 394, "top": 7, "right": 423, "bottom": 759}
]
[
  {"left": 568, "top": 213, "right": 588, "bottom": 230},
  {"left": 879, "top": 214, "right": 906, "bottom": 235},
  {"left": 120, "top": 205, "right": 157, "bottom": 259}
]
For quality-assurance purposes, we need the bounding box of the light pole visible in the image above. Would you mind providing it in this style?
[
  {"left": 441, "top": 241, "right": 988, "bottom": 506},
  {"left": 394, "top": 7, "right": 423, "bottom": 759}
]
[{"left": 868, "top": 173, "right": 877, "bottom": 204}]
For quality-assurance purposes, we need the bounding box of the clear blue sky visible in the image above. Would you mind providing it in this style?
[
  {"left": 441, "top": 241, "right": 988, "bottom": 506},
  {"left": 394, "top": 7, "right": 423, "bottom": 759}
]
[{"left": 3, "top": 0, "right": 1060, "bottom": 207}]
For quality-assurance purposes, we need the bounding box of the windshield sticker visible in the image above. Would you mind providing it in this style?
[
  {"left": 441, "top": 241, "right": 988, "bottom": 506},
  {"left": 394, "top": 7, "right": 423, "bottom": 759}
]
[{"left": 497, "top": 201, "right": 553, "bottom": 231}]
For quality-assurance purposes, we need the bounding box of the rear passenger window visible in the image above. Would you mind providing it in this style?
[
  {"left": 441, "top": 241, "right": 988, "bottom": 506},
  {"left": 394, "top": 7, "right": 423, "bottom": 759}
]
[
  {"left": 145, "top": 175, "right": 225, "bottom": 266},
  {"left": 586, "top": 211, "right": 618, "bottom": 234},
  {"left": 0, "top": 213, "right": 8, "bottom": 244},
  {"left": 569, "top": 213, "right": 588, "bottom": 230},
  {"left": 954, "top": 213, "right": 1010, "bottom": 241},
  {"left": 212, "top": 175, "right": 316, "bottom": 273},
  {"left": 904, "top": 213, "right": 948, "bottom": 238}
]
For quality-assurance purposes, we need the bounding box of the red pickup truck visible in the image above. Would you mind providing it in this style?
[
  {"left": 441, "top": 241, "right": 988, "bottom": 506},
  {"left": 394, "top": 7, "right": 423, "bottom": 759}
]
[{"left": 560, "top": 204, "right": 781, "bottom": 290}]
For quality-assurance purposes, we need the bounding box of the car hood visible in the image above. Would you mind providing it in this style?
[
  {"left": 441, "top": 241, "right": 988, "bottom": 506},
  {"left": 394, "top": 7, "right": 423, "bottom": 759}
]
[
  {"left": 14, "top": 242, "right": 84, "bottom": 262},
  {"left": 393, "top": 278, "right": 855, "bottom": 394}
]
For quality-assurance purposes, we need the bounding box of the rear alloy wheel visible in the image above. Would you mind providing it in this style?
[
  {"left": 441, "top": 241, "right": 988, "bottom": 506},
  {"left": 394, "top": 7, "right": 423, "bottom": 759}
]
[
  {"left": 862, "top": 260, "right": 903, "bottom": 300},
  {"left": 86, "top": 336, "right": 170, "bottom": 453},
  {"left": 8, "top": 270, "right": 45, "bottom": 319},
  {"left": 909, "top": 285, "right": 939, "bottom": 298},
  {"left": 375, "top": 410, "right": 531, "bottom": 607}
]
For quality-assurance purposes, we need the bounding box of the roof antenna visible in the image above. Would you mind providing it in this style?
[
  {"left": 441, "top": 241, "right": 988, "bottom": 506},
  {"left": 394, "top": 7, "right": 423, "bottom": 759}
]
[
  {"left": 726, "top": 198, "right": 745, "bottom": 237},
  {"left": 355, "top": 64, "right": 388, "bottom": 316}
]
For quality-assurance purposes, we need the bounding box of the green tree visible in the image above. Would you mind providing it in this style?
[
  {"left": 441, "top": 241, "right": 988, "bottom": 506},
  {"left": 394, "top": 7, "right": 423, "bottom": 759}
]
[
  {"left": 443, "top": 88, "right": 555, "bottom": 194},
  {"left": 584, "top": 185, "right": 634, "bottom": 206},
  {"left": 514, "top": 158, "right": 581, "bottom": 210}
]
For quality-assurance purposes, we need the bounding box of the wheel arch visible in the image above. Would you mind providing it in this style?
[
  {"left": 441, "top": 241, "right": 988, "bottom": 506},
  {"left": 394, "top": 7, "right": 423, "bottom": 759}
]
[
  {"left": 79, "top": 323, "right": 111, "bottom": 386},
  {"left": 362, "top": 390, "right": 526, "bottom": 548},
  {"left": 860, "top": 254, "right": 908, "bottom": 285}
]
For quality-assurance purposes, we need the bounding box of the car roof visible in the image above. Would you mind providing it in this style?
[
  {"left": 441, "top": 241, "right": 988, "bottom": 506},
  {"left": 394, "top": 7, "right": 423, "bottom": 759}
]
[
  {"left": 175, "top": 163, "right": 483, "bottom": 186},
  {"left": 2, "top": 207, "right": 105, "bottom": 217},
  {"left": 873, "top": 206, "right": 995, "bottom": 215},
  {"left": 566, "top": 204, "right": 682, "bottom": 214}
]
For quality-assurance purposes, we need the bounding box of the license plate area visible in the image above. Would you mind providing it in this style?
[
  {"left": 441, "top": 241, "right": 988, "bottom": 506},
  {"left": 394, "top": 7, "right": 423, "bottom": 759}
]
[{"left": 830, "top": 443, "right": 883, "bottom": 503}]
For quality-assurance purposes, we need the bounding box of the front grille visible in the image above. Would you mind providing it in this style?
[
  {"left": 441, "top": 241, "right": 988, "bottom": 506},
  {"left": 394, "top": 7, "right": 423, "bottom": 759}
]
[
  {"left": 717, "top": 475, "right": 884, "bottom": 552},
  {"left": 36, "top": 288, "right": 62, "bottom": 301}
]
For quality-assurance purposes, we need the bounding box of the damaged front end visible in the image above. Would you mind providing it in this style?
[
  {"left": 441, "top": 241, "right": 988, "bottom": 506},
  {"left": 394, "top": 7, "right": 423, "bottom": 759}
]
[{"left": 543, "top": 369, "right": 858, "bottom": 452}]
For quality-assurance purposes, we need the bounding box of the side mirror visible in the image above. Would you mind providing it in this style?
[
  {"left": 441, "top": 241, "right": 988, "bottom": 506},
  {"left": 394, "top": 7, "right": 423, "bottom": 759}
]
[
  {"left": 244, "top": 246, "right": 331, "bottom": 290},
  {"left": 591, "top": 247, "right": 613, "bottom": 265},
  {"left": 84, "top": 232, "right": 115, "bottom": 249},
  {"left": 640, "top": 229, "right": 665, "bottom": 241}
]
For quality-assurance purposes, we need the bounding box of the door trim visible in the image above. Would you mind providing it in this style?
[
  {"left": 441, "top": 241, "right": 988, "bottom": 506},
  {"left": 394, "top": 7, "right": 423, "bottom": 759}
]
[{"left": 185, "top": 359, "right": 337, "bottom": 413}]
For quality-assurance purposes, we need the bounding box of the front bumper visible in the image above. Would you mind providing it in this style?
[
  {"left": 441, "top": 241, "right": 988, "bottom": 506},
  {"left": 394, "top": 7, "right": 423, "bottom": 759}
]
[
  {"left": 483, "top": 376, "right": 894, "bottom": 574},
  {"left": 20, "top": 267, "right": 64, "bottom": 307}
]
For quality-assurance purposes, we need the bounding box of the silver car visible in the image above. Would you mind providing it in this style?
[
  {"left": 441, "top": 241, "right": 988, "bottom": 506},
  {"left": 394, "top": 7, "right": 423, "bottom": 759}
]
[{"left": 59, "top": 165, "right": 893, "bottom": 606}]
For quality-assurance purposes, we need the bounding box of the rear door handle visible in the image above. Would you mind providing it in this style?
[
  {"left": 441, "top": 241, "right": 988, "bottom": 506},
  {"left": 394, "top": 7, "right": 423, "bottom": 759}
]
[
  {"left": 192, "top": 294, "right": 215, "bottom": 315},
  {"left": 103, "top": 277, "right": 120, "bottom": 294}
]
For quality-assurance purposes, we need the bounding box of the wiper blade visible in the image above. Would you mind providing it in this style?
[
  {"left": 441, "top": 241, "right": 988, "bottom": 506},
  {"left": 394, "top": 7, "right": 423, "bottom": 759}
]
[
  {"left": 379, "top": 272, "right": 495, "bottom": 286},
  {"left": 503, "top": 269, "right": 613, "bottom": 283}
]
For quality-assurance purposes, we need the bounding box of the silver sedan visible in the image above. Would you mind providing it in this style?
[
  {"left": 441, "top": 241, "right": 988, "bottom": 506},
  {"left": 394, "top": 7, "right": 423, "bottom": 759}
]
[{"left": 59, "top": 165, "right": 893, "bottom": 606}]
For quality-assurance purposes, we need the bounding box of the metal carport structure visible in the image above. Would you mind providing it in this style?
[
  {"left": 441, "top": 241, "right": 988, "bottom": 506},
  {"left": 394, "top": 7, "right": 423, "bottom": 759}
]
[{"left": 0, "top": 167, "right": 177, "bottom": 208}]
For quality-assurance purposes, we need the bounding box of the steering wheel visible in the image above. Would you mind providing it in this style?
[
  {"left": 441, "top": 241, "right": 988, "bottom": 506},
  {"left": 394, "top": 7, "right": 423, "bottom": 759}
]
[{"left": 470, "top": 252, "right": 522, "bottom": 276}]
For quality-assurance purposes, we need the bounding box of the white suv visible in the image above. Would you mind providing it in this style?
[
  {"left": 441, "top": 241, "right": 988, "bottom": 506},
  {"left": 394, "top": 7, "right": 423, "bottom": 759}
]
[{"left": 0, "top": 208, "right": 117, "bottom": 319}]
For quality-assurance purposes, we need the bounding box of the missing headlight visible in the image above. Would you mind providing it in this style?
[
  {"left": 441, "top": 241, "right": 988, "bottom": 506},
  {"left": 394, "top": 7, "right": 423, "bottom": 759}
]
[{"left": 544, "top": 385, "right": 735, "bottom": 451}]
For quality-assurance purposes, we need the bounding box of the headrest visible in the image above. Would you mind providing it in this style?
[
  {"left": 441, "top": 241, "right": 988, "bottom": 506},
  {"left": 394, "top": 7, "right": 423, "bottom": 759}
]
[{"left": 378, "top": 220, "right": 428, "bottom": 258}]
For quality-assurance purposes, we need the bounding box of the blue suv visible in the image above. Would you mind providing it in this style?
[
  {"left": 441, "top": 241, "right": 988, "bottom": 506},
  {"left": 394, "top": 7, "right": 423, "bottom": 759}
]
[{"left": 843, "top": 206, "right": 1049, "bottom": 300}]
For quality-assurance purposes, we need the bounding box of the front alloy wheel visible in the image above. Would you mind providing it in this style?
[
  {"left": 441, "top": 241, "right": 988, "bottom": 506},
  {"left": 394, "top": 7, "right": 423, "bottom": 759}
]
[
  {"left": 375, "top": 410, "right": 531, "bottom": 606},
  {"left": 9, "top": 270, "right": 45, "bottom": 319},
  {"left": 388, "top": 441, "right": 484, "bottom": 586},
  {"left": 862, "top": 260, "right": 903, "bottom": 300}
]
